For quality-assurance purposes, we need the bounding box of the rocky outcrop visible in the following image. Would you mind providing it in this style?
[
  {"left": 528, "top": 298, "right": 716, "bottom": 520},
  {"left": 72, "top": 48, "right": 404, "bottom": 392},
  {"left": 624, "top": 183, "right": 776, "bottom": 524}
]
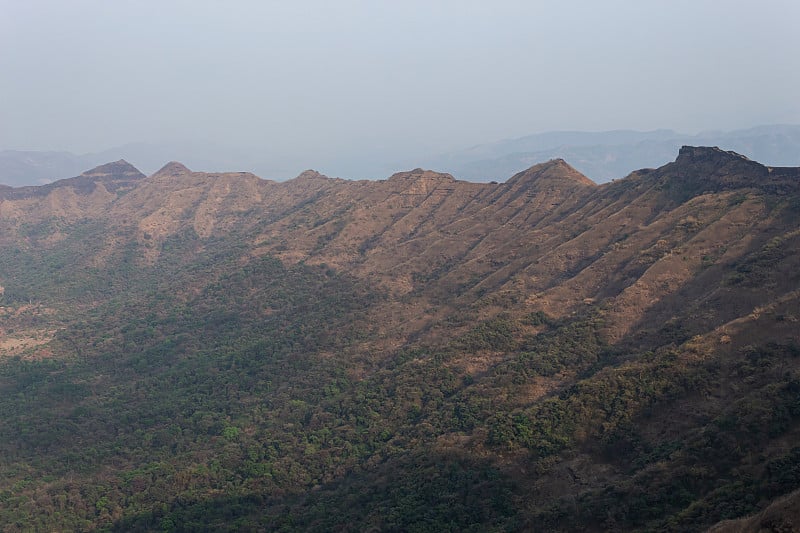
[{"left": 660, "top": 146, "right": 799, "bottom": 196}]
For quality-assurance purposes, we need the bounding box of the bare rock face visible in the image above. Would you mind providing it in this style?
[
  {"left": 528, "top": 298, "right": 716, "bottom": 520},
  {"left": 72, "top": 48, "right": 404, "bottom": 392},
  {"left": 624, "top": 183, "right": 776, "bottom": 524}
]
[
  {"left": 675, "top": 145, "right": 757, "bottom": 167},
  {"left": 664, "top": 145, "right": 799, "bottom": 195}
]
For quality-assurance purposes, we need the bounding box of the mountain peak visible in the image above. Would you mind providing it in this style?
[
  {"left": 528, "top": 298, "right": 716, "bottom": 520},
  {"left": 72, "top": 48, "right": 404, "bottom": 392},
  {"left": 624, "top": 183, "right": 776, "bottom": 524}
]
[
  {"left": 386, "top": 168, "right": 456, "bottom": 183},
  {"left": 153, "top": 161, "right": 192, "bottom": 178},
  {"left": 505, "top": 158, "right": 596, "bottom": 188},
  {"left": 668, "top": 145, "right": 768, "bottom": 179},
  {"left": 81, "top": 159, "right": 144, "bottom": 179},
  {"left": 650, "top": 145, "right": 800, "bottom": 198},
  {"left": 675, "top": 145, "right": 753, "bottom": 166},
  {"left": 292, "top": 169, "right": 330, "bottom": 181}
]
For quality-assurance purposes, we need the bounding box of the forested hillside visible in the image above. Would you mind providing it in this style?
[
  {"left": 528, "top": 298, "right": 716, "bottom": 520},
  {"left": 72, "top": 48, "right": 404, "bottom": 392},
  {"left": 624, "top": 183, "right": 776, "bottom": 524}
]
[{"left": 0, "top": 147, "right": 798, "bottom": 531}]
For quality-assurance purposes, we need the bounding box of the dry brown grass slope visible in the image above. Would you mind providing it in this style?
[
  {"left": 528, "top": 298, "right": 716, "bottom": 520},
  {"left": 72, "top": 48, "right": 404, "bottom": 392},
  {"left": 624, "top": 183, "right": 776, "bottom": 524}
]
[{"left": 2, "top": 147, "right": 797, "bottom": 350}]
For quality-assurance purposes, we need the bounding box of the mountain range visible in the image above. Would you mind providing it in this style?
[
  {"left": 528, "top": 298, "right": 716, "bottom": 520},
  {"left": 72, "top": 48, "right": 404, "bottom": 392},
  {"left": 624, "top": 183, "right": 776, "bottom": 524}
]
[
  {"left": 2, "top": 124, "right": 800, "bottom": 187},
  {"left": 0, "top": 147, "right": 799, "bottom": 531},
  {"left": 423, "top": 124, "right": 800, "bottom": 182}
]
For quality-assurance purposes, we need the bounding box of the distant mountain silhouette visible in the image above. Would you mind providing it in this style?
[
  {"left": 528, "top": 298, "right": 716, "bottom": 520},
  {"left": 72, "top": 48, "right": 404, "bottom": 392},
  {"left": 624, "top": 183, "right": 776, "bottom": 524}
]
[
  {"left": 422, "top": 124, "right": 800, "bottom": 182},
  {"left": 3, "top": 125, "right": 799, "bottom": 186}
]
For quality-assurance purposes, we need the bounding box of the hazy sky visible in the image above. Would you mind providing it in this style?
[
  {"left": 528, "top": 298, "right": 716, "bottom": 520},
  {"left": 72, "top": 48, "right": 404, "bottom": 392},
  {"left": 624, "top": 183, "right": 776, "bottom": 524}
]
[{"left": 2, "top": 0, "right": 799, "bottom": 169}]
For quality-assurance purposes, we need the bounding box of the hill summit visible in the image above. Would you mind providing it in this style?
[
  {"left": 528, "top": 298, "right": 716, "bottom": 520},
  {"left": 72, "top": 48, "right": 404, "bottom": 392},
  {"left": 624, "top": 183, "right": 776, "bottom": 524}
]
[
  {"left": 153, "top": 160, "right": 192, "bottom": 177},
  {"left": 505, "top": 158, "right": 596, "bottom": 187},
  {"left": 80, "top": 159, "right": 143, "bottom": 178}
]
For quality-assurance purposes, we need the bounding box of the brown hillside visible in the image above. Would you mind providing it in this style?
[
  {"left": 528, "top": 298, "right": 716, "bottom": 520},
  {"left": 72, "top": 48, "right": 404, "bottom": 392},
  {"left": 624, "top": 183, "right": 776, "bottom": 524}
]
[
  {"left": 1, "top": 147, "right": 799, "bottom": 531},
  {"left": 2, "top": 148, "right": 797, "bottom": 344},
  {"left": 2, "top": 147, "right": 797, "bottom": 342}
]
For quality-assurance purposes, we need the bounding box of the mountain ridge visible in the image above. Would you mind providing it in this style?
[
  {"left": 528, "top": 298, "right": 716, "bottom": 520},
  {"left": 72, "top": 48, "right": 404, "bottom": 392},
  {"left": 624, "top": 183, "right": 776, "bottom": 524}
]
[
  {"left": 0, "top": 146, "right": 799, "bottom": 531},
  {"left": 4, "top": 125, "right": 800, "bottom": 187},
  {"left": 423, "top": 124, "right": 800, "bottom": 182}
]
